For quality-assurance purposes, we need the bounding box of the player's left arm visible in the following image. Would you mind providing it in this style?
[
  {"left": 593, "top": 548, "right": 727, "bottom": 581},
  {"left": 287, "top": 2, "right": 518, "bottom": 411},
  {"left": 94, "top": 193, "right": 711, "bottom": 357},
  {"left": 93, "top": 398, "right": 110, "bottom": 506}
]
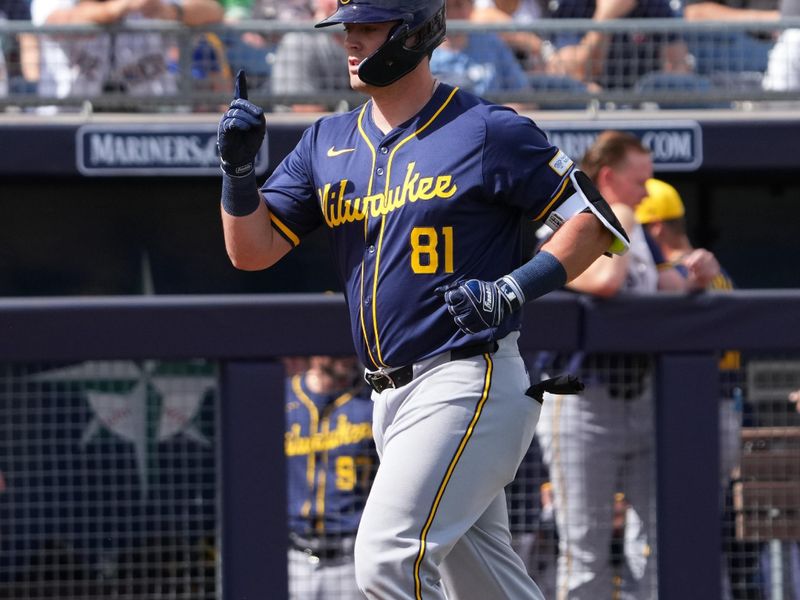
[
  {"left": 540, "top": 212, "right": 614, "bottom": 280},
  {"left": 438, "top": 169, "right": 627, "bottom": 334},
  {"left": 436, "top": 221, "right": 618, "bottom": 337},
  {"left": 436, "top": 213, "right": 612, "bottom": 334}
]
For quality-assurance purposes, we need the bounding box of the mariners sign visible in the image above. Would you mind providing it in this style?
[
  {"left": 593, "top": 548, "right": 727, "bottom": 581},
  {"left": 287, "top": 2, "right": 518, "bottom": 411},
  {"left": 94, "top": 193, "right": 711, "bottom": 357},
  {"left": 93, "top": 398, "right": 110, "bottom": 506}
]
[
  {"left": 76, "top": 124, "right": 269, "bottom": 176},
  {"left": 543, "top": 121, "right": 703, "bottom": 172}
]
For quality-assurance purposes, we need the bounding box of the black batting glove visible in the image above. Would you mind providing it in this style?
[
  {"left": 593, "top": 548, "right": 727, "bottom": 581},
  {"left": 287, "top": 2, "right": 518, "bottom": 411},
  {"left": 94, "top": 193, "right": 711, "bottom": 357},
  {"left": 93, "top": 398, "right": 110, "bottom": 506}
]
[
  {"left": 526, "top": 374, "right": 585, "bottom": 403},
  {"left": 435, "top": 276, "right": 525, "bottom": 334},
  {"left": 217, "top": 70, "right": 266, "bottom": 178}
]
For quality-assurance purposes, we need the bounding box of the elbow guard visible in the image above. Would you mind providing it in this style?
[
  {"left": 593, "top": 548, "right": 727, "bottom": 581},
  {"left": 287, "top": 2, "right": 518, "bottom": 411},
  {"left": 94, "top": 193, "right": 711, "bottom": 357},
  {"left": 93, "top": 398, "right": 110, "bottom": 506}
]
[{"left": 544, "top": 170, "right": 630, "bottom": 256}]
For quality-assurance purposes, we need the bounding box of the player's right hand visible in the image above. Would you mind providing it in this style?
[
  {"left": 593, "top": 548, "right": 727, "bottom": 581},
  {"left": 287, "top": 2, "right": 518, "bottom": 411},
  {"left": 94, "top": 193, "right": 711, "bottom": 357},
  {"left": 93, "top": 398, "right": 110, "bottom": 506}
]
[{"left": 217, "top": 70, "right": 266, "bottom": 178}]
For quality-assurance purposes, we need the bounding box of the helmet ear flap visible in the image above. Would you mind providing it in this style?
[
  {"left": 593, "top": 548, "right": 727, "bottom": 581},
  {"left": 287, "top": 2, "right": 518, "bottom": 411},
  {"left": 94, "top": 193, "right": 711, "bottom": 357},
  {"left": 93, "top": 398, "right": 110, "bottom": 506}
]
[{"left": 357, "top": 4, "right": 446, "bottom": 87}]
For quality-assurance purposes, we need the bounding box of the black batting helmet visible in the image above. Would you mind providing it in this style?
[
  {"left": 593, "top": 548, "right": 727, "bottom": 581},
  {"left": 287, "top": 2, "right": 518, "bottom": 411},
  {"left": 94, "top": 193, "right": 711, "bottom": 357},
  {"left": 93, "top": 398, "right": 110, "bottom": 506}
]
[{"left": 315, "top": 0, "right": 446, "bottom": 87}]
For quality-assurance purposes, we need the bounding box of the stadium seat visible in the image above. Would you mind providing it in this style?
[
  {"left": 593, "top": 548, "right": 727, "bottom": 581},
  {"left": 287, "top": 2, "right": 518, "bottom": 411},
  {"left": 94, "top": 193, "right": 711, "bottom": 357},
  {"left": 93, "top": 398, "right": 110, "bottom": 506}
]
[
  {"left": 687, "top": 32, "right": 773, "bottom": 76},
  {"left": 710, "top": 70, "right": 765, "bottom": 93},
  {"left": 633, "top": 71, "right": 726, "bottom": 109}
]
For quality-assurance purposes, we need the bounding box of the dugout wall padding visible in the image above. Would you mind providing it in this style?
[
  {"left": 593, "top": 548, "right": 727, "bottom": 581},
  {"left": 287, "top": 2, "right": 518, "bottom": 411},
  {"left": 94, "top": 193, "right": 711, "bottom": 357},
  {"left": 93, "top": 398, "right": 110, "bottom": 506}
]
[{"left": 0, "top": 293, "right": 798, "bottom": 598}]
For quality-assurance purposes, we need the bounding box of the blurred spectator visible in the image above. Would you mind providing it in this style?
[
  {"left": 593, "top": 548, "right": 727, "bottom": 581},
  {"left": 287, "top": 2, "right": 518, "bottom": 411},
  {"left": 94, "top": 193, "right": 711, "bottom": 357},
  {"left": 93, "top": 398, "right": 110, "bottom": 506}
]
[
  {"left": 170, "top": 30, "right": 234, "bottom": 111},
  {"left": 684, "top": 0, "right": 778, "bottom": 83},
  {"left": 253, "top": 0, "right": 311, "bottom": 21},
  {"left": 791, "top": 388, "right": 800, "bottom": 410},
  {"left": 0, "top": 18, "right": 12, "bottom": 97},
  {"left": 430, "top": 0, "right": 530, "bottom": 96},
  {"left": 221, "top": 0, "right": 314, "bottom": 94},
  {"left": 684, "top": 0, "right": 778, "bottom": 22},
  {"left": 544, "top": 0, "right": 693, "bottom": 91},
  {"left": 219, "top": 0, "right": 250, "bottom": 21},
  {"left": 285, "top": 355, "right": 375, "bottom": 600},
  {"left": 268, "top": 0, "right": 349, "bottom": 112},
  {"left": 535, "top": 131, "right": 721, "bottom": 600},
  {"left": 763, "top": 0, "right": 800, "bottom": 90},
  {"left": 31, "top": 0, "right": 223, "bottom": 102},
  {"left": 471, "top": 0, "right": 547, "bottom": 72},
  {"left": 0, "top": 0, "right": 39, "bottom": 95}
]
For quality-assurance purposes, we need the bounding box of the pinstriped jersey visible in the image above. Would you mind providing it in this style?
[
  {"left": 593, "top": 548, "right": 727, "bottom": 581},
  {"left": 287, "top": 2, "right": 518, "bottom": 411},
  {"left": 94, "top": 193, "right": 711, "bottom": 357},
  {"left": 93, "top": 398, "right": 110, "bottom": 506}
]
[
  {"left": 262, "top": 84, "right": 576, "bottom": 369},
  {"left": 285, "top": 375, "right": 375, "bottom": 537},
  {"left": 623, "top": 224, "right": 662, "bottom": 293}
]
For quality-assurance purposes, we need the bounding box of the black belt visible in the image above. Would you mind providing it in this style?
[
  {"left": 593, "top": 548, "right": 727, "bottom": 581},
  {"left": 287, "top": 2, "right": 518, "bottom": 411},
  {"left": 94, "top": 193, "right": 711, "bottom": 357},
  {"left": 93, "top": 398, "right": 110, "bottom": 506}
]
[
  {"left": 364, "top": 341, "right": 499, "bottom": 394},
  {"left": 289, "top": 532, "right": 356, "bottom": 561}
]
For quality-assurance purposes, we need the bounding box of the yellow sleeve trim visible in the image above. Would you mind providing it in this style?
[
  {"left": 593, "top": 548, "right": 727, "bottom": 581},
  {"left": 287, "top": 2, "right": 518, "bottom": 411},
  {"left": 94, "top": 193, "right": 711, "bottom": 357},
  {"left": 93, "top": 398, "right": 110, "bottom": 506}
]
[
  {"left": 532, "top": 173, "right": 571, "bottom": 222},
  {"left": 269, "top": 212, "right": 300, "bottom": 247}
]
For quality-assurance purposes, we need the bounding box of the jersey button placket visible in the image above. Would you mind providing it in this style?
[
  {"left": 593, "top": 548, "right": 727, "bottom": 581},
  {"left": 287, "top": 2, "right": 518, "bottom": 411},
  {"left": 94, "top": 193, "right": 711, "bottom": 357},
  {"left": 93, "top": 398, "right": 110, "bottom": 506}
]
[
  {"left": 366, "top": 142, "right": 389, "bottom": 367},
  {"left": 376, "top": 145, "right": 388, "bottom": 178},
  {"left": 362, "top": 231, "right": 379, "bottom": 364}
]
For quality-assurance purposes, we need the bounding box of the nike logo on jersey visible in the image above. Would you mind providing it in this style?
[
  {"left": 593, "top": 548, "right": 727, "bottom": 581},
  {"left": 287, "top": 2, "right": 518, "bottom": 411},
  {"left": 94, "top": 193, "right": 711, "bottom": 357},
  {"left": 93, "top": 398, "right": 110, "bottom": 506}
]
[{"left": 327, "top": 146, "right": 356, "bottom": 157}]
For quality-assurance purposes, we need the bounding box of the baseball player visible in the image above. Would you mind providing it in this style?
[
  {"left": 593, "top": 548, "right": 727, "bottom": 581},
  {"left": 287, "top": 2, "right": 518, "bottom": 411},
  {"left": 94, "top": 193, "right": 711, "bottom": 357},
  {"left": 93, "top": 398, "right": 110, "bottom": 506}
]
[
  {"left": 636, "top": 178, "right": 745, "bottom": 599},
  {"left": 285, "top": 355, "right": 375, "bottom": 600},
  {"left": 216, "top": 1, "right": 630, "bottom": 597},
  {"left": 535, "top": 132, "right": 721, "bottom": 600}
]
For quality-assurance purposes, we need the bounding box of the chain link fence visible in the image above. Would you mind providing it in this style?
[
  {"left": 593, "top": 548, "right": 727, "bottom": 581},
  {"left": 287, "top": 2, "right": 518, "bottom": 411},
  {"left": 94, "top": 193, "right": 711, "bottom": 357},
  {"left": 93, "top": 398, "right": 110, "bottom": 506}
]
[{"left": 1, "top": 19, "right": 800, "bottom": 113}]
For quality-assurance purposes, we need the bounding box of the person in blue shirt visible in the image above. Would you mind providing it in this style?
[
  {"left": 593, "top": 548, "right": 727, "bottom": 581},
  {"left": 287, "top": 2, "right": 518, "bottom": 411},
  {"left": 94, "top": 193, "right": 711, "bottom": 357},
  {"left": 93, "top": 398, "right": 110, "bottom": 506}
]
[
  {"left": 430, "top": 0, "right": 530, "bottom": 96},
  {"left": 285, "top": 355, "right": 376, "bottom": 600}
]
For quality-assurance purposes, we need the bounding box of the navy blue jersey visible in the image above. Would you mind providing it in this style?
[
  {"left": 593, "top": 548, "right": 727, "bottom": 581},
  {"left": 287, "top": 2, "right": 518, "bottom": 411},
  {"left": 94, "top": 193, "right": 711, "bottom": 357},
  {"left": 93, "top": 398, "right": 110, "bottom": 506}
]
[
  {"left": 263, "top": 84, "right": 576, "bottom": 369},
  {"left": 284, "top": 375, "right": 375, "bottom": 537}
]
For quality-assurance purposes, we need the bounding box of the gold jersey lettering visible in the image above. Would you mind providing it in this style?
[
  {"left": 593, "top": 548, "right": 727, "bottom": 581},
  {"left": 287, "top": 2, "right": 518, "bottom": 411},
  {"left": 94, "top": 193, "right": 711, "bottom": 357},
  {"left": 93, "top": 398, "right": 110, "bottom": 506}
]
[
  {"left": 285, "top": 415, "right": 373, "bottom": 456},
  {"left": 318, "top": 163, "right": 457, "bottom": 229}
]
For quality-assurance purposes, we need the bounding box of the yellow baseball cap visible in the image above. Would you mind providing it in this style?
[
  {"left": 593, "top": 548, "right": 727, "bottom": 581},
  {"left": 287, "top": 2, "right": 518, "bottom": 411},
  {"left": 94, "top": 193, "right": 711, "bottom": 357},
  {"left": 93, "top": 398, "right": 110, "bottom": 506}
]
[{"left": 636, "top": 178, "right": 686, "bottom": 224}]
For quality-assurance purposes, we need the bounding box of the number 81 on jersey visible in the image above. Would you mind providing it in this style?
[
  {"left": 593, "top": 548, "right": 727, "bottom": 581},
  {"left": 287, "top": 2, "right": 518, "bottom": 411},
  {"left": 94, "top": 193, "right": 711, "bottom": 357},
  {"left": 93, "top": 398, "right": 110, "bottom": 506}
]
[{"left": 410, "top": 226, "right": 454, "bottom": 274}]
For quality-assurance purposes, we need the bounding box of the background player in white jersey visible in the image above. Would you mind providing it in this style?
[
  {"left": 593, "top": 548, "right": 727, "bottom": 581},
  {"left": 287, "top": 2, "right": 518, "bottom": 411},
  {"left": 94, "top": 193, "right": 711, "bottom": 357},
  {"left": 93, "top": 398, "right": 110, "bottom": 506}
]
[
  {"left": 535, "top": 130, "right": 721, "bottom": 600},
  {"left": 31, "top": 0, "right": 222, "bottom": 100},
  {"left": 216, "top": 1, "right": 632, "bottom": 597}
]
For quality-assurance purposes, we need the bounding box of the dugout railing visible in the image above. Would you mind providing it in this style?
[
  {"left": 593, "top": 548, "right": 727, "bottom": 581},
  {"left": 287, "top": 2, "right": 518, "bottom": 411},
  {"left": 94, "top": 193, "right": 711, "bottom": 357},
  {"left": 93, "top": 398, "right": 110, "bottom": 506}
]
[
  {"left": 2, "top": 18, "right": 800, "bottom": 112},
  {"left": 0, "top": 291, "right": 799, "bottom": 599}
]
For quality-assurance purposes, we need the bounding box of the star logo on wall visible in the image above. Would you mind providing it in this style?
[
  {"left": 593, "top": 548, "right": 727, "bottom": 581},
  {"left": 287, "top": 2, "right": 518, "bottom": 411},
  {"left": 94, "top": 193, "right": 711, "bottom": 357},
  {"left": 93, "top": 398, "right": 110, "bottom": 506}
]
[{"left": 28, "top": 360, "right": 216, "bottom": 498}]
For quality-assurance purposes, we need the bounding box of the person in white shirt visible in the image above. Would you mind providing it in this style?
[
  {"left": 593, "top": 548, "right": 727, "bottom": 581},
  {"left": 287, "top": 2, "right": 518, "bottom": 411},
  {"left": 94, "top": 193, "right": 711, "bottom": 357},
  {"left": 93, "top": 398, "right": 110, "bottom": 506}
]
[{"left": 763, "top": 0, "right": 800, "bottom": 90}]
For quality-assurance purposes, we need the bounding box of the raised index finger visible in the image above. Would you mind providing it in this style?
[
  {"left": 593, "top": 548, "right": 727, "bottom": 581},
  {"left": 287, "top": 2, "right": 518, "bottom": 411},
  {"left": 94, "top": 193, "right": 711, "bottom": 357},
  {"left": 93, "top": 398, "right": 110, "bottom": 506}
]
[{"left": 234, "top": 69, "right": 248, "bottom": 101}]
